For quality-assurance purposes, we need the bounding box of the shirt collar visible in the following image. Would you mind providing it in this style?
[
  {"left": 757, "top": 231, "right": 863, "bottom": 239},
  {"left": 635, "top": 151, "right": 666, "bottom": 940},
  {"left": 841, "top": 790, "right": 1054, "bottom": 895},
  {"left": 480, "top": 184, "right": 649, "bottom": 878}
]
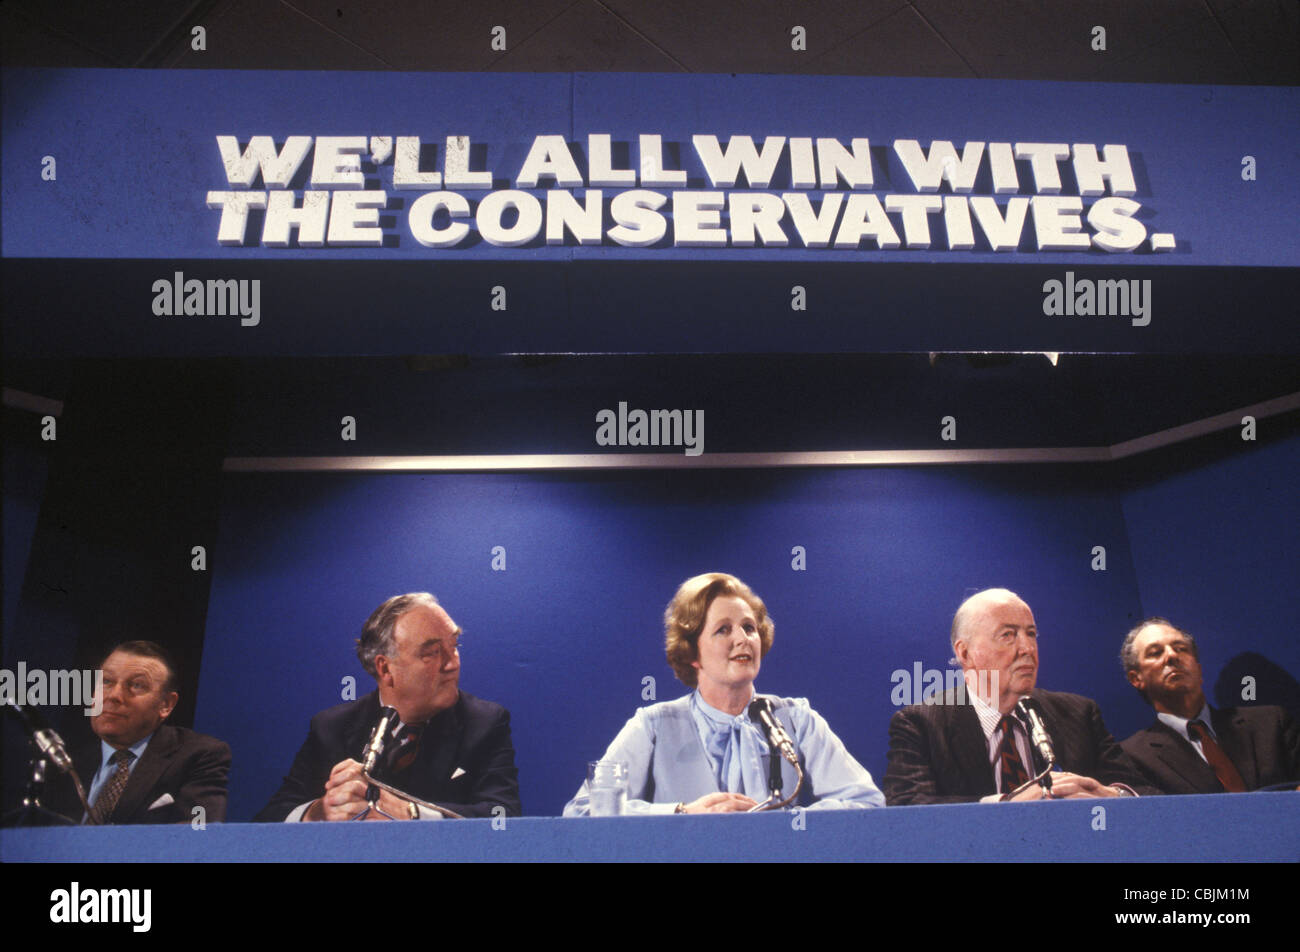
[
  {"left": 1157, "top": 702, "right": 1214, "bottom": 744},
  {"left": 100, "top": 731, "right": 153, "bottom": 766},
  {"left": 691, "top": 689, "right": 753, "bottom": 728},
  {"left": 970, "top": 688, "right": 1002, "bottom": 741},
  {"left": 969, "top": 688, "right": 1030, "bottom": 741}
]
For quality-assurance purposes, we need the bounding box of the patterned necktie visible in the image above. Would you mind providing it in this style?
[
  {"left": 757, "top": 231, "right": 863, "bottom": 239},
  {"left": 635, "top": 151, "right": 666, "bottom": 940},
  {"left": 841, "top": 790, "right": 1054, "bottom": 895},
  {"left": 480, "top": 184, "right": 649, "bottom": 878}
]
[
  {"left": 90, "top": 748, "right": 136, "bottom": 824},
  {"left": 385, "top": 724, "right": 423, "bottom": 774},
  {"left": 996, "top": 715, "right": 1029, "bottom": 793},
  {"left": 1187, "top": 720, "right": 1246, "bottom": 792}
]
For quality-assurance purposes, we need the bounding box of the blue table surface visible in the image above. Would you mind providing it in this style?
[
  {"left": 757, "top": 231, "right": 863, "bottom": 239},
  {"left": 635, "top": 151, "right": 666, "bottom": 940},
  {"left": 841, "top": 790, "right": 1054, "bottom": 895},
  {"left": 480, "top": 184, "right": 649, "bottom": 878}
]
[{"left": 2, "top": 792, "right": 1296, "bottom": 862}]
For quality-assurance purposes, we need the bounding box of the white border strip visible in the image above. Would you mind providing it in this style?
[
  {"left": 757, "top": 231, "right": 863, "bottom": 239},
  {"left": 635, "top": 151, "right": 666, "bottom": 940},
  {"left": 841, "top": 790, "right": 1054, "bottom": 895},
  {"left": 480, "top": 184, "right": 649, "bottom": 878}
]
[{"left": 223, "top": 392, "right": 1300, "bottom": 473}]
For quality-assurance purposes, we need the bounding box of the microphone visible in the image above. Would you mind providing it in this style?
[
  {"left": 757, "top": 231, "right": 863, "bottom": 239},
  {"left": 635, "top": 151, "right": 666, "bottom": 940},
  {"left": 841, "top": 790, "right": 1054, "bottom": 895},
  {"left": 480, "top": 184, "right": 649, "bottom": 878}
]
[
  {"left": 7, "top": 702, "right": 75, "bottom": 774},
  {"left": 748, "top": 697, "right": 798, "bottom": 767},
  {"left": 361, "top": 706, "right": 399, "bottom": 776},
  {"left": 1015, "top": 697, "right": 1056, "bottom": 770}
]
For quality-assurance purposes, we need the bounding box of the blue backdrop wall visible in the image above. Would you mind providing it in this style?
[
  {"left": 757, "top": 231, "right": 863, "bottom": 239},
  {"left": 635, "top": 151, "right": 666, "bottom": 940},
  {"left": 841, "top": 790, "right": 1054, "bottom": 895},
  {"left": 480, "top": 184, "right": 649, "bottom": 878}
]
[
  {"left": 196, "top": 433, "right": 1298, "bottom": 820},
  {"left": 198, "top": 460, "right": 1168, "bottom": 820},
  {"left": 1117, "top": 434, "right": 1300, "bottom": 725}
]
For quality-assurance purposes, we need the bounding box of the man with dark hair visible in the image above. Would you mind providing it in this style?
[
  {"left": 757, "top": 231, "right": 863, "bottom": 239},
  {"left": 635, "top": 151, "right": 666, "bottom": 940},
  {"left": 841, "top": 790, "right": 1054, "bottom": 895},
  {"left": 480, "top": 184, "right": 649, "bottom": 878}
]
[
  {"left": 48, "top": 640, "right": 231, "bottom": 824},
  {"left": 256, "top": 593, "right": 521, "bottom": 822},
  {"left": 1119, "top": 618, "right": 1300, "bottom": 794}
]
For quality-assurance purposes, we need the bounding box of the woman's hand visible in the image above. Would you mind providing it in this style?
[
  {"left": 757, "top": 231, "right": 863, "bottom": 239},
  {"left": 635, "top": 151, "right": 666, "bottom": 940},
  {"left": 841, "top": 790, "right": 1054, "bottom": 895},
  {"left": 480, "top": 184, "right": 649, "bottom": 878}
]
[{"left": 680, "top": 792, "right": 759, "bottom": 813}]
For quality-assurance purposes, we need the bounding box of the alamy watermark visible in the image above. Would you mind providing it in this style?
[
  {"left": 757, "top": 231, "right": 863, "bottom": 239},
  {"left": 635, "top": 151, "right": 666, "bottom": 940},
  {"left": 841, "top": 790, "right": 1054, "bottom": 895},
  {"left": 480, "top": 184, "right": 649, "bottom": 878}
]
[
  {"left": 50, "top": 883, "right": 151, "bottom": 932},
  {"left": 0, "top": 664, "right": 102, "bottom": 715},
  {"left": 890, "top": 663, "right": 998, "bottom": 706},
  {"left": 596, "top": 401, "right": 704, "bottom": 456},
  {"left": 1042, "top": 271, "right": 1151, "bottom": 326},
  {"left": 152, "top": 271, "right": 260, "bottom": 326}
]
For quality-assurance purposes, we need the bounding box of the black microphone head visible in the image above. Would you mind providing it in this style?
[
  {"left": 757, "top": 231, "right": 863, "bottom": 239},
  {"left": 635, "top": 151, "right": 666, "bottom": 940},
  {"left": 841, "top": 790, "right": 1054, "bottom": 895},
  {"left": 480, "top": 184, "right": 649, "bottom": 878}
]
[
  {"left": 378, "top": 706, "right": 399, "bottom": 724},
  {"left": 748, "top": 697, "right": 771, "bottom": 722},
  {"left": 7, "top": 701, "right": 50, "bottom": 733}
]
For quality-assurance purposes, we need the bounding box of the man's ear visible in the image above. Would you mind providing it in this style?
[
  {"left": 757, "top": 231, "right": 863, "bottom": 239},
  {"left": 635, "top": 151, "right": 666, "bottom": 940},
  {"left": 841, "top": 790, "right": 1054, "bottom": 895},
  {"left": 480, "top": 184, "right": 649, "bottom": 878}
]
[
  {"left": 159, "top": 691, "right": 179, "bottom": 720},
  {"left": 374, "top": 655, "right": 392, "bottom": 685},
  {"left": 953, "top": 640, "right": 968, "bottom": 667},
  {"left": 1126, "top": 668, "right": 1144, "bottom": 691}
]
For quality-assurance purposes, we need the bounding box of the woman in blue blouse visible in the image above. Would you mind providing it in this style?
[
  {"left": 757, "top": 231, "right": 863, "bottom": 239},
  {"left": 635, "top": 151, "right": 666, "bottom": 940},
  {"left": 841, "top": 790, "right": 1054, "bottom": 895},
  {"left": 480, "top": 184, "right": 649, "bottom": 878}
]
[{"left": 564, "top": 572, "right": 884, "bottom": 815}]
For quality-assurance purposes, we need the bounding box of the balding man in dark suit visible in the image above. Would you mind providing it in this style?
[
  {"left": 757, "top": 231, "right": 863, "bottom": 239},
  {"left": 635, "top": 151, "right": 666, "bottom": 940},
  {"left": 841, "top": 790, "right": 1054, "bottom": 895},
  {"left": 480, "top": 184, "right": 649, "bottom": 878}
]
[{"left": 884, "top": 589, "right": 1149, "bottom": 805}]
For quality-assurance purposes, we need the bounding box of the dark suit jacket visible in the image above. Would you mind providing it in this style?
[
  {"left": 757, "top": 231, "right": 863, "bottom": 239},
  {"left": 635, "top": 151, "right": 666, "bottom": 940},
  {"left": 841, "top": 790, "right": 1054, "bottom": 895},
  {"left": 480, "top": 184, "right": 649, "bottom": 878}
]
[
  {"left": 47, "top": 724, "right": 231, "bottom": 824},
  {"left": 1121, "top": 705, "right": 1300, "bottom": 795},
  {"left": 255, "top": 690, "right": 521, "bottom": 821},
  {"left": 883, "top": 688, "right": 1153, "bottom": 805}
]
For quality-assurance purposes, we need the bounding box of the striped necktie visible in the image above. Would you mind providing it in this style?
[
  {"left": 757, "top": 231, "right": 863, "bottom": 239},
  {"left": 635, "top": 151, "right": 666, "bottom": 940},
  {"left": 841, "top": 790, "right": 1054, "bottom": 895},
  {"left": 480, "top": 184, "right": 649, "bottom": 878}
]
[
  {"left": 385, "top": 723, "right": 423, "bottom": 774},
  {"left": 996, "top": 715, "right": 1029, "bottom": 793}
]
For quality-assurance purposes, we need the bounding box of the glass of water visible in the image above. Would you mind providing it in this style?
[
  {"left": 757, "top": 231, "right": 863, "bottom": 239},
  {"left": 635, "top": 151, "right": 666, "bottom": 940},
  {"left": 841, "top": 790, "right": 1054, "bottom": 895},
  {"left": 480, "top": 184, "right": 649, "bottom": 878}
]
[{"left": 587, "top": 760, "right": 629, "bottom": 816}]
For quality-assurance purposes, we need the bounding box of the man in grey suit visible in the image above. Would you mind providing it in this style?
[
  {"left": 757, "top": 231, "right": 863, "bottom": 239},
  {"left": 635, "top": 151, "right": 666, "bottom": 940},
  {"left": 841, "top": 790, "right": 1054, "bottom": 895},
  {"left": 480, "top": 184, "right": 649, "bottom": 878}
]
[{"left": 1119, "top": 618, "right": 1300, "bottom": 794}]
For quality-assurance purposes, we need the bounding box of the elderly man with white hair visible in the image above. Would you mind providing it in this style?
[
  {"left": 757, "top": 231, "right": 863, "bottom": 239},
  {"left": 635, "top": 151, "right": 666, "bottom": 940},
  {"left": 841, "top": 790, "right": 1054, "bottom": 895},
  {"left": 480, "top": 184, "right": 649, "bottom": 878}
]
[{"left": 883, "top": 588, "right": 1149, "bottom": 805}]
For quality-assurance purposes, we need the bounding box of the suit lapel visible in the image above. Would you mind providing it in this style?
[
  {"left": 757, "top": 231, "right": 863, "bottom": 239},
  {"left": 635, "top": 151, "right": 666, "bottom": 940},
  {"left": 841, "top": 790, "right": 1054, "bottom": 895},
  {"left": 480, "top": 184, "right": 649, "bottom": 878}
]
[
  {"left": 1145, "top": 720, "right": 1222, "bottom": 792},
  {"left": 345, "top": 694, "right": 382, "bottom": 762},
  {"left": 70, "top": 744, "right": 104, "bottom": 823},
  {"left": 418, "top": 698, "right": 462, "bottom": 792},
  {"left": 1032, "top": 689, "right": 1086, "bottom": 772},
  {"left": 112, "top": 726, "right": 178, "bottom": 822},
  {"left": 1212, "top": 708, "right": 1258, "bottom": 789},
  {"left": 946, "top": 703, "right": 996, "bottom": 796}
]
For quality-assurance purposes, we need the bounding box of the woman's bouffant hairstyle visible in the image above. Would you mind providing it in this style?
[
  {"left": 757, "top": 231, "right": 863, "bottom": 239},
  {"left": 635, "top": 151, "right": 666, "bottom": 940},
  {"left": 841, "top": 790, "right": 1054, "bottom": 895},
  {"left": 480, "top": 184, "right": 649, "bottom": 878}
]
[{"left": 664, "top": 573, "right": 775, "bottom": 687}]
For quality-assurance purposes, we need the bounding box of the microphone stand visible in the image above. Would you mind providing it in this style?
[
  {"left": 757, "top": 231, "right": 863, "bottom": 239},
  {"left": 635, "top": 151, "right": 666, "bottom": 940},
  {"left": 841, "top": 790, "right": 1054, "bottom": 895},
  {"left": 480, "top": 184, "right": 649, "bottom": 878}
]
[
  {"left": 746, "top": 698, "right": 805, "bottom": 812},
  {"left": 2, "top": 754, "right": 78, "bottom": 827},
  {"left": 352, "top": 707, "right": 464, "bottom": 820},
  {"left": 353, "top": 777, "right": 399, "bottom": 821},
  {"left": 1003, "top": 699, "right": 1057, "bottom": 800},
  {"left": 1001, "top": 760, "right": 1056, "bottom": 801},
  {"left": 747, "top": 760, "right": 804, "bottom": 812},
  {"left": 359, "top": 769, "right": 464, "bottom": 820},
  {"left": 2, "top": 702, "right": 88, "bottom": 827}
]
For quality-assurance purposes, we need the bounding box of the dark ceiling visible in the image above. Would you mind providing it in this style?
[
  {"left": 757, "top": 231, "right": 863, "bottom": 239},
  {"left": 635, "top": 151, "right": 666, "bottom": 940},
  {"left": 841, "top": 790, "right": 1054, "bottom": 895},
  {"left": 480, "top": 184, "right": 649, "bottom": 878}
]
[{"left": 3, "top": 0, "right": 1297, "bottom": 83}]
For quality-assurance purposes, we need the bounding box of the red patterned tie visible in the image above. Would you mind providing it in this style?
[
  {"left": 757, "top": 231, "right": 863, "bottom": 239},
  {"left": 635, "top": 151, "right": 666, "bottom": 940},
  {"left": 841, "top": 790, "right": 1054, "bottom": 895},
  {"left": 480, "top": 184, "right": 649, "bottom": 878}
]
[
  {"left": 386, "top": 724, "right": 423, "bottom": 773},
  {"left": 997, "top": 715, "right": 1029, "bottom": 793},
  {"left": 1187, "top": 720, "right": 1246, "bottom": 792},
  {"left": 90, "top": 748, "right": 136, "bottom": 824}
]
